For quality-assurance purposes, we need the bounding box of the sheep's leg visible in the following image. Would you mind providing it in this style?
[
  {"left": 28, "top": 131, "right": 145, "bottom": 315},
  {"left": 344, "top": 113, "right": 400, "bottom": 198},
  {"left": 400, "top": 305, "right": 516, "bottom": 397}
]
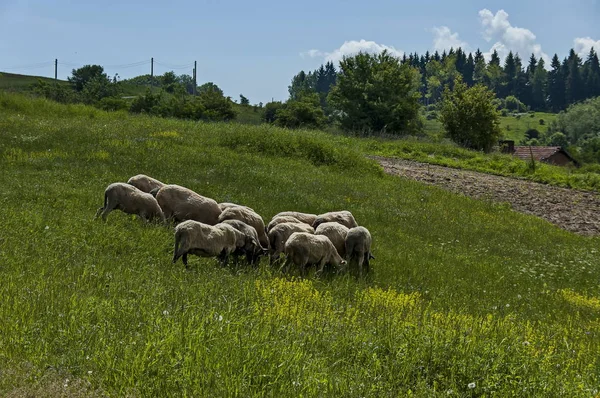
[
  {"left": 316, "top": 258, "right": 327, "bottom": 277},
  {"left": 94, "top": 207, "right": 104, "bottom": 219},
  {"left": 282, "top": 256, "right": 292, "bottom": 273},
  {"left": 357, "top": 254, "right": 364, "bottom": 277},
  {"left": 364, "top": 253, "right": 370, "bottom": 274},
  {"left": 182, "top": 253, "right": 188, "bottom": 268}
]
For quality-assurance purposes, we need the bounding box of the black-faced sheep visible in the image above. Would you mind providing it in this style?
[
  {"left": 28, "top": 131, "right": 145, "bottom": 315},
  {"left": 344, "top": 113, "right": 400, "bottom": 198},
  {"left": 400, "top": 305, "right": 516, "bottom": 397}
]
[
  {"left": 95, "top": 182, "right": 165, "bottom": 222},
  {"left": 268, "top": 222, "right": 315, "bottom": 264},
  {"left": 155, "top": 184, "right": 221, "bottom": 225},
  {"left": 218, "top": 206, "right": 269, "bottom": 249},
  {"left": 283, "top": 232, "right": 346, "bottom": 276},
  {"left": 345, "top": 226, "right": 374, "bottom": 275},
  {"left": 266, "top": 215, "right": 302, "bottom": 232},
  {"left": 315, "top": 222, "right": 349, "bottom": 258},
  {"left": 172, "top": 220, "right": 246, "bottom": 268},
  {"left": 273, "top": 211, "right": 317, "bottom": 226},
  {"left": 127, "top": 174, "right": 165, "bottom": 195},
  {"left": 312, "top": 210, "right": 358, "bottom": 229},
  {"left": 221, "top": 219, "right": 268, "bottom": 265}
]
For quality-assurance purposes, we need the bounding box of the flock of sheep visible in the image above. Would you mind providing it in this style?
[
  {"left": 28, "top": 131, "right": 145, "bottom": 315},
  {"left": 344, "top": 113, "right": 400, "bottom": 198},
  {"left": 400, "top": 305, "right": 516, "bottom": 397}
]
[{"left": 95, "top": 174, "right": 374, "bottom": 275}]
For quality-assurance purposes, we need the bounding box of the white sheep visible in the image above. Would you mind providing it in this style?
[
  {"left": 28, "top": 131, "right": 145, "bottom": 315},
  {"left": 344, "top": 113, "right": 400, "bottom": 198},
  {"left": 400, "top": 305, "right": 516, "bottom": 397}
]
[
  {"left": 266, "top": 215, "right": 302, "bottom": 232},
  {"left": 345, "top": 226, "right": 374, "bottom": 276},
  {"left": 218, "top": 202, "right": 255, "bottom": 212},
  {"left": 283, "top": 232, "right": 346, "bottom": 276},
  {"left": 127, "top": 174, "right": 165, "bottom": 195},
  {"left": 172, "top": 220, "right": 246, "bottom": 268},
  {"left": 315, "top": 222, "right": 349, "bottom": 258},
  {"left": 273, "top": 211, "right": 317, "bottom": 226},
  {"left": 268, "top": 222, "right": 315, "bottom": 264},
  {"left": 155, "top": 184, "right": 221, "bottom": 225},
  {"left": 313, "top": 210, "right": 358, "bottom": 229},
  {"left": 95, "top": 182, "right": 165, "bottom": 222},
  {"left": 221, "top": 219, "right": 268, "bottom": 265},
  {"left": 218, "top": 206, "right": 269, "bottom": 249}
]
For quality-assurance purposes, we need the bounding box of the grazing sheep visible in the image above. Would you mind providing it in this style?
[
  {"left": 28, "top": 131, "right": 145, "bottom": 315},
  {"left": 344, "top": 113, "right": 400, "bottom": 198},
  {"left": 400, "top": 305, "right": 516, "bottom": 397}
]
[
  {"left": 345, "top": 226, "right": 374, "bottom": 275},
  {"left": 221, "top": 219, "right": 268, "bottom": 265},
  {"left": 155, "top": 184, "right": 221, "bottom": 225},
  {"left": 218, "top": 206, "right": 269, "bottom": 249},
  {"left": 127, "top": 174, "right": 165, "bottom": 195},
  {"left": 315, "top": 222, "right": 349, "bottom": 258},
  {"left": 172, "top": 220, "right": 246, "bottom": 268},
  {"left": 266, "top": 215, "right": 302, "bottom": 232},
  {"left": 283, "top": 232, "right": 346, "bottom": 276},
  {"left": 218, "top": 202, "right": 255, "bottom": 212},
  {"left": 273, "top": 211, "right": 317, "bottom": 226},
  {"left": 95, "top": 182, "right": 165, "bottom": 222},
  {"left": 268, "top": 222, "right": 315, "bottom": 264},
  {"left": 312, "top": 210, "right": 358, "bottom": 229}
]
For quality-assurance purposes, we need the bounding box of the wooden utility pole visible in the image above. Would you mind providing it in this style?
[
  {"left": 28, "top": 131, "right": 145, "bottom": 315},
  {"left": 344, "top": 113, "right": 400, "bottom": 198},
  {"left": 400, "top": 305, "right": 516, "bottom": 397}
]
[
  {"left": 54, "top": 59, "right": 58, "bottom": 80},
  {"left": 150, "top": 57, "right": 154, "bottom": 86},
  {"left": 193, "top": 61, "right": 197, "bottom": 95}
]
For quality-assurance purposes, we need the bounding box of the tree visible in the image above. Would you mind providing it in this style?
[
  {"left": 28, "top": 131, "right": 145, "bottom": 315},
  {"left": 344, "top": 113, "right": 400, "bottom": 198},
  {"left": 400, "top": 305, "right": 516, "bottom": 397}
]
[
  {"left": 68, "top": 65, "right": 107, "bottom": 92},
  {"left": 328, "top": 50, "right": 423, "bottom": 135},
  {"left": 197, "top": 82, "right": 223, "bottom": 96},
  {"left": 288, "top": 70, "right": 316, "bottom": 100},
  {"left": 565, "top": 49, "right": 584, "bottom": 105},
  {"left": 275, "top": 92, "right": 326, "bottom": 129},
  {"left": 239, "top": 94, "right": 250, "bottom": 106},
  {"left": 531, "top": 58, "right": 548, "bottom": 111},
  {"left": 439, "top": 76, "right": 501, "bottom": 152},
  {"left": 502, "top": 51, "right": 517, "bottom": 97},
  {"left": 263, "top": 101, "right": 284, "bottom": 123},
  {"left": 486, "top": 50, "right": 504, "bottom": 94},
  {"left": 583, "top": 47, "right": 600, "bottom": 99},
  {"left": 198, "top": 90, "right": 236, "bottom": 121},
  {"left": 548, "top": 54, "right": 565, "bottom": 111}
]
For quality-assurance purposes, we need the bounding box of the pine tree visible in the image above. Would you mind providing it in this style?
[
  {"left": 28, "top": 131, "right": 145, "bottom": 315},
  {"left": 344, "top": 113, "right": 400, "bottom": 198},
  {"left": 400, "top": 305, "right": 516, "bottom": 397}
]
[
  {"left": 474, "top": 49, "right": 484, "bottom": 64},
  {"left": 526, "top": 54, "right": 538, "bottom": 79},
  {"left": 464, "top": 53, "right": 475, "bottom": 86},
  {"left": 514, "top": 54, "right": 529, "bottom": 105},
  {"left": 548, "top": 54, "right": 566, "bottom": 111},
  {"left": 583, "top": 47, "right": 600, "bottom": 99},
  {"left": 487, "top": 50, "right": 504, "bottom": 95},
  {"left": 433, "top": 51, "right": 441, "bottom": 62},
  {"left": 565, "top": 49, "right": 584, "bottom": 105},
  {"left": 502, "top": 51, "right": 517, "bottom": 97},
  {"left": 531, "top": 58, "right": 548, "bottom": 111}
]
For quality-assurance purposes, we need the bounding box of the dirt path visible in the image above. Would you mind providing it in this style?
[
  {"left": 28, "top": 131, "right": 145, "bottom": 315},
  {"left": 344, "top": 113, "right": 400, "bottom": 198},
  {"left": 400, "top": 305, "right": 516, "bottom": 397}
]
[{"left": 372, "top": 156, "right": 600, "bottom": 236}]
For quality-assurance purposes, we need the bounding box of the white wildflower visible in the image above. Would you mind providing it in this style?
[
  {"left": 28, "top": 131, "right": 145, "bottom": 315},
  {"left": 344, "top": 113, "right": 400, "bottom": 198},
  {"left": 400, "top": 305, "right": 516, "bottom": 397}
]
[{"left": 468, "top": 382, "right": 476, "bottom": 389}]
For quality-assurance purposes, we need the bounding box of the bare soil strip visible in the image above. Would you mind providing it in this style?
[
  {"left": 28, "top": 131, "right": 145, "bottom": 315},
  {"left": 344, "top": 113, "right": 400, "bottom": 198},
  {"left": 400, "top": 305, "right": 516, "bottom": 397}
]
[{"left": 372, "top": 155, "right": 600, "bottom": 236}]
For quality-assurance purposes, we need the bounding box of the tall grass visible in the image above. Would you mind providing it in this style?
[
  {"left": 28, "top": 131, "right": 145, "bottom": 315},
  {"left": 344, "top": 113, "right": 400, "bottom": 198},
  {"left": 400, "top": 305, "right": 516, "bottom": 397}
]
[{"left": 1, "top": 92, "right": 599, "bottom": 396}]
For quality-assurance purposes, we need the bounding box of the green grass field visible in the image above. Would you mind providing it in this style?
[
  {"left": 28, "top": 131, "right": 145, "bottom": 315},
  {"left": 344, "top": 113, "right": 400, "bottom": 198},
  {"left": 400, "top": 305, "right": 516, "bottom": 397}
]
[{"left": 1, "top": 92, "right": 600, "bottom": 396}]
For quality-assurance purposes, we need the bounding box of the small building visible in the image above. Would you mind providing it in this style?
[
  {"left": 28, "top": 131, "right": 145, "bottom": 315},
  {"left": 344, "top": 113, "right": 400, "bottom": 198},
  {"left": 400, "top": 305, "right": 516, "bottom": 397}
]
[{"left": 499, "top": 140, "right": 579, "bottom": 167}]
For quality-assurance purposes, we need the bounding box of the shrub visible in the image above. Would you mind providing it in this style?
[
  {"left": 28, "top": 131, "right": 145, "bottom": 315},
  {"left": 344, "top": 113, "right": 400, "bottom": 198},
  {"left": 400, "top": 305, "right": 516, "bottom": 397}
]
[
  {"left": 96, "top": 97, "right": 129, "bottom": 112},
  {"left": 440, "top": 77, "right": 501, "bottom": 152},
  {"left": 539, "top": 119, "right": 545, "bottom": 125},
  {"left": 525, "top": 128, "right": 540, "bottom": 139},
  {"left": 263, "top": 101, "right": 284, "bottom": 124},
  {"left": 275, "top": 92, "right": 326, "bottom": 129}
]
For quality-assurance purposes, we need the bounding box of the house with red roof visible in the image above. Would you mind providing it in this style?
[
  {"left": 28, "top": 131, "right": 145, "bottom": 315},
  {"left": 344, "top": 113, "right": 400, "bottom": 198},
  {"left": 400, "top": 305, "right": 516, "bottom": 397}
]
[{"left": 499, "top": 140, "right": 579, "bottom": 167}]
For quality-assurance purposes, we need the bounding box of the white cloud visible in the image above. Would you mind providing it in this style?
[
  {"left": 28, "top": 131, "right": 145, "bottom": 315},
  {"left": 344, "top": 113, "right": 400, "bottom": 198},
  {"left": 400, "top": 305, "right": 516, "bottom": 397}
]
[
  {"left": 431, "top": 26, "right": 469, "bottom": 52},
  {"left": 573, "top": 37, "right": 600, "bottom": 57},
  {"left": 478, "top": 9, "right": 549, "bottom": 64},
  {"left": 301, "top": 40, "right": 403, "bottom": 65}
]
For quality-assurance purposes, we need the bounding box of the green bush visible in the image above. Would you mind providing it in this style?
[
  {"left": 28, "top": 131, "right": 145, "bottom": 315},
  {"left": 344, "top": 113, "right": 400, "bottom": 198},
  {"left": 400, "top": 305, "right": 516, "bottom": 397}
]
[{"left": 274, "top": 93, "right": 326, "bottom": 129}]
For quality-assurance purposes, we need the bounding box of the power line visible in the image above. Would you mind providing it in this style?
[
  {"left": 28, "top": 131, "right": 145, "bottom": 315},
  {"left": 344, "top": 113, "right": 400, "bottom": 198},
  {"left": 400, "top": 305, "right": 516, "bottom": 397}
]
[
  {"left": 154, "top": 60, "right": 194, "bottom": 69},
  {"left": 0, "top": 61, "right": 54, "bottom": 70}
]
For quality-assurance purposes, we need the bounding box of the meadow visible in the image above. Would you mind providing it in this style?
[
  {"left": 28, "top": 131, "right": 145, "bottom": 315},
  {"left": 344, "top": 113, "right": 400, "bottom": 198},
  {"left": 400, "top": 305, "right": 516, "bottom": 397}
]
[{"left": 1, "top": 92, "right": 600, "bottom": 396}]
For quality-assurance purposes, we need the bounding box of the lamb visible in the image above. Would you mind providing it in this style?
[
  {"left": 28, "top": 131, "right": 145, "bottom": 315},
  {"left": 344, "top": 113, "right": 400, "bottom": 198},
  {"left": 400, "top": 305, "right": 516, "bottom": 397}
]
[
  {"left": 266, "top": 215, "right": 302, "bottom": 232},
  {"left": 283, "top": 232, "right": 346, "bottom": 276},
  {"left": 268, "top": 222, "right": 315, "bottom": 264},
  {"left": 345, "top": 226, "right": 374, "bottom": 276},
  {"left": 272, "top": 211, "right": 317, "bottom": 226},
  {"left": 127, "top": 174, "right": 165, "bottom": 195},
  {"left": 172, "top": 220, "right": 247, "bottom": 268},
  {"left": 218, "top": 206, "right": 269, "bottom": 249},
  {"left": 221, "top": 219, "right": 268, "bottom": 265},
  {"left": 218, "top": 202, "right": 255, "bottom": 212},
  {"left": 95, "top": 182, "right": 165, "bottom": 222},
  {"left": 155, "top": 184, "right": 221, "bottom": 225},
  {"left": 315, "top": 222, "right": 350, "bottom": 258},
  {"left": 312, "top": 210, "right": 358, "bottom": 229}
]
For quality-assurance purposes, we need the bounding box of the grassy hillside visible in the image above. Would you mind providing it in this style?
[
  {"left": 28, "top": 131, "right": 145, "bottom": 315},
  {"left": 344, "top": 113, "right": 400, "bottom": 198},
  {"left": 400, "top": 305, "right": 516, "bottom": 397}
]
[
  {"left": 0, "top": 72, "right": 70, "bottom": 92},
  {"left": 1, "top": 92, "right": 599, "bottom": 396},
  {"left": 423, "top": 112, "right": 558, "bottom": 143}
]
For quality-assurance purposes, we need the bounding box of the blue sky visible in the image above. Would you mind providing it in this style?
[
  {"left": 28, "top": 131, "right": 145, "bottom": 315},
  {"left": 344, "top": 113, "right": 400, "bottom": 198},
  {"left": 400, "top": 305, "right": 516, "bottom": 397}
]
[{"left": 1, "top": 0, "right": 599, "bottom": 103}]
